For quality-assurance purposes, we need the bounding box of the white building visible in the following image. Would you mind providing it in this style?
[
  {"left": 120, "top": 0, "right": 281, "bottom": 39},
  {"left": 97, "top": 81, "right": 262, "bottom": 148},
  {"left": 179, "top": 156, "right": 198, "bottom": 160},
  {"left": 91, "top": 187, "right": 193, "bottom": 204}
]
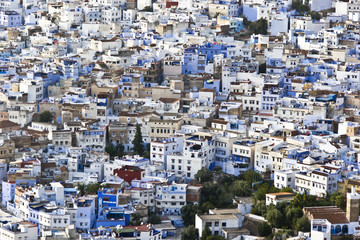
[
  {"left": 75, "top": 128, "right": 106, "bottom": 152},
  {"left": 0, "top": 10, "right": 22, "bottom": 27},
  {"left": 166, "top": 132, "right": 215, "bottom": 180},
  {"left": 155, "top": 183, "right": 187, "bottom": 215},
  {"left": 75, "top": 196, "right": 96, "bottom": 231},
  {"left": 274, "top": 169, "right": 297, "bottom": 189},
  {"left": 39, "top": 207, "right": 71, "bottom": 232},
  {"left": 265, "top": 192, "right": 296, "bottom": 206},
  {"left": 196, "top": 209, "right": 243, "bottom": 237},
  {"left": 2, "top": 181, "right": 15, "bottom": 206},
  {"left": 150, "top": 135, "right": 184, "bottom": 168},
  {"left": 295, "top": 169, "right": 339, "bottom": 197},
  {"left": 0, "top": 222, "right": 38, "bottom": 240}
]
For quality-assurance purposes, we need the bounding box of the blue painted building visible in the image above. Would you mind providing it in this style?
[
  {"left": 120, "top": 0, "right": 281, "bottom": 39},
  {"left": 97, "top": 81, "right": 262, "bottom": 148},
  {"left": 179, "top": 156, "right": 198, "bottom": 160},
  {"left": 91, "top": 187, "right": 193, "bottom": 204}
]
[
  {"left": 96, "top": 207, "right": 132, "bottom": 228},
  {"left": 98, "top": 189, "right": 122, "bottom": 209},
  {"left": 182, "top": 43, "right": 232, "bottom": 74}
]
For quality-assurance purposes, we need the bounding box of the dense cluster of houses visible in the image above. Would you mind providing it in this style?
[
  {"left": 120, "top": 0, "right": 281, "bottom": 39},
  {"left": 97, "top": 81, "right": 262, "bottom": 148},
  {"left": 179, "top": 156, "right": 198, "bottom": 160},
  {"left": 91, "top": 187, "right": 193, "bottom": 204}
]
[{"left": 0, "top": 0, "right": 360, "bottom": 239}]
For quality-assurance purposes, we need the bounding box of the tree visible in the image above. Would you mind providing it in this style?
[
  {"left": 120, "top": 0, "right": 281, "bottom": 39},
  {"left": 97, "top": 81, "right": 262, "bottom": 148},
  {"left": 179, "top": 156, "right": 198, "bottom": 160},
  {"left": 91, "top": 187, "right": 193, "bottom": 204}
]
[
  {"left": 230, "top": 180, "right": 252, "bottom": 197},
  {"left": 200, "top": 202, "right": 216, "bottom": 213},
  {"left": 181, "top": 203, "right": 200, "bottom": 226},
  {"left": 116, "top": 144, "right": 125, "bottom": 157},
  {"left": 280, "top": 187, "right": 294, "bottom": 193},
  {"left": 200, "top": 182, "right": 232, "bottom": 208},
  {"left": 85, "top": 182, "right": 101, "bottom": 194},
  {"left": 258, "top": 222, "right": 272, "bottom": 237},
  {"left": 291, "top": 0, "right": 310, "bottom": 15},
  {"left": 249, "top": 18, "right": 268, "bottom": 35},
  {"left": 206, "top": 236, "right": 226, "bottom": 240},
  {"left": 39, "top": 111, "right": 53, "bottom": 122},
  {"left": 200, "top": 226, "right": 211, "bottom": 240},
  {"left": 181, "top": 225, "right": 199, "bottom": 240},
  {"left": 310, "top": 11, "right": 321, "bottom": 20},
  {"left": 106, "top": 143, "right": 125, "bottom": 158},
  {"left": 148, "top": 215, "right": 161, "bottom": 224},
  {"left": 142, "top": 6, "right": 153, "bottom": 12},
  {"left": 253, "top": 183, "right": 279, "bottom": 201},
  {"left": 132, "top": 124, "right": 144, "bottom": 156},
  {"left": 214, "top": 12, "right": 221, "bottom": 18},
  {"left": 330, "top": 191, "right": 346, "bottom": 210},
  {"left": 251, "top": 200, "right": 267, "bottom": 216},
  {"left": 130, "top": 212, "right": 142, "bottom": 226},
  {"left": 195, "top": 168, "right": 213, "bottom": 183},
  {"left": 291, "top": 193, "right": 316, "bottom": 209},
  {"left": 241, "top": 15, "right": 251, "bottom": 28},
  {"left": 266, "top": 208, "right": 284, "bottom": 228},
  {"left": 242, "top": 170, "right": 262, "bottom": 186},
  {"left": 77, "top": 183, "right": 86, "bottom": 196},
  {"left": 77, "top": 183, "right": 102, "bottom": 195},
  {"left": 105, "top": 143, "right": 117, "bottom": 157},
  {"left": 284, "top": 205, "right": 303, "bottom": 229},
  {"left": 295, "top": 216, "right": 310, "bottom": 232}
]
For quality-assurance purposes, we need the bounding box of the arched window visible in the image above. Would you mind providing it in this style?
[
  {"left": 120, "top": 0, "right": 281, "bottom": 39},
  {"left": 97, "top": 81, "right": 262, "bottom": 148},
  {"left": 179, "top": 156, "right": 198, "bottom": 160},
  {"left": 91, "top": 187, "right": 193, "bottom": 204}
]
[
  {"left": 335, "top": 225, "right": 341, "bottom": 234},
  {"left": 342, "top": 225, "right": 348, "bottom": 234}
]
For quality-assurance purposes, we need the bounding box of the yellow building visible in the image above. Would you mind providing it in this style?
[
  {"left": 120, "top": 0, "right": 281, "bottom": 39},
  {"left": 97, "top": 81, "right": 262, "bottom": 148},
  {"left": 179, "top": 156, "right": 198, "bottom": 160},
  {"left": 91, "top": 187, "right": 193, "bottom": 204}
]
[{"left": 337, "top": 179, "right": 360, "bottom": 196}]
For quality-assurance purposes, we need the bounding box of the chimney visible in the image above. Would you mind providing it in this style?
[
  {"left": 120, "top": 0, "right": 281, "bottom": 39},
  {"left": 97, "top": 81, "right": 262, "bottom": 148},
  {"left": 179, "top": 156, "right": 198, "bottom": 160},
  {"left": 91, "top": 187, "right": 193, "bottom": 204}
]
[{"left": 346, "top": 186, "right": 360, "bottom": 222}]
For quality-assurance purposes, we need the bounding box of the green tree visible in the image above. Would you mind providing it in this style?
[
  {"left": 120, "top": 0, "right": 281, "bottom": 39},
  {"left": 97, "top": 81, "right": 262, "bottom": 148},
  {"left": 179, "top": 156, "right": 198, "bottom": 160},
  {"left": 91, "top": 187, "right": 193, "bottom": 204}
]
[
  {"left": 206, "top": 236, "right": 226, "bottom": 240},
  {"left": 253, "top": 183, "right": 279, "bottom": 201},
  {"left": 230, "top": 180, "right": 252, "bottom": 197},
  {"left": 291, "top": 193, "right": 316, "bottom": 209},
  {"left": 200, "top": 226, "right": 211, "bottom": 240},
  {"left": 148, "top": 215, "right": 161, "bottom": 224},
  {"left": 39, "top": 111, "right": 53, "bottom": 122},
  {"left": 181, "top": 225, "right": 199, "bottom": 240},
  {"left": 258, "top": 222, "right": 272, "bottom": 237},
  {"left": 195, "top": 168, "right": 213, "bottom": 183},
  {"left": 105, "top": 143, "right": 117, "bottom": 157},
  {"left": 218, "top": 173, "right": 236, "bottom": 190},
  {"left": 201, "top": 182, "right": 232, "bottom": 207},
  {"left": 214, "top": 12, "right": 221, "bottom": 18},
  {"left": 330, "top": 191, "right": 346, "bottom": 210},
  {"left": 295, "top": 216, "right": 310, "bottom": 232},
  {"left": 200, "top": 202, "right": 216, "bottom": 213},
  {"left": 284, "top": 205, "right": 303, "bottom": 229},
  {"left": 241, "top": 15, "right": 251, "bottom": 28},
  {"left": 116, "top": 144, "right": 125, "bottom": 157},
  {"left": 242, "top": 170, "right": 262, "bottom": 186},
  {"left": 181, "top": 203, "right": 200, "bottom": 226},
  {"left": 86, "top": 182, "right": 101, "bottom": 194},
  {"left": 266, "top": 208, "right": 284, "bottom": 228},
  {"left": 249, "top": 18, "right": 268, "bottom": 35},
  {"left": 291, "top": 0, "right": 310, "bottom": 15},
  {"left": 281, "top": 187, "right": 294, "bottom": 193},
  {"left": 129, "top": 212, "right": 142, "bottom": 226},
  {"left": 310, "top": 11, "right": 321, "bottom": 20},
  {"left": 132, "top": 124, "right": 144, "bottom": 156},
  {"left": 251, "top": 200, "right": 267, "bottom": 216},
  {"left": 142, "top": 6, "right": 153, "bottom": 12},
  {"left": 77, "top": 183, "right": 86, "bottom": 196}
]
